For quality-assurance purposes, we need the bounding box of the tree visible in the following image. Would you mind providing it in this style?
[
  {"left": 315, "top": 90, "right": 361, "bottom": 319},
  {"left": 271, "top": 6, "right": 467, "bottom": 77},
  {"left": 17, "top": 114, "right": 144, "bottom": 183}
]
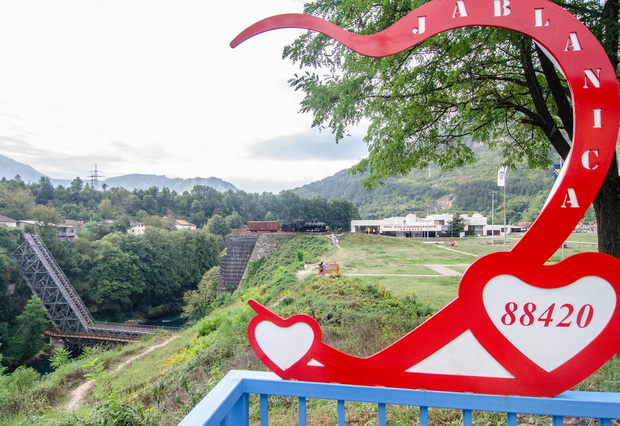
[
  {"left": 70, "top": 176, "right": 84, "bottom": 193},
  {"left": 183, "top": 266, "right": 219, "bottom": 321},
  {"left": 282, "top": 0, "right": 620, "bottom": 257},
  {"left": 0, "top": 183, "right": 35, "bottom": 220},
  {"left": 30, "top": 204, "right": 60, "bottom": 225},
  {"left": 189, "top": 200, "right": 207, "bottom": 228},
  {"left": 141, "top": 195, "right": 159, "bottom": 215},
  {"left": 33, "top": 177, "right": 54, "bottom": 205},
  {"left": 7, "top": 295, "right": 49, "bottom": 364},
  {"left": 225, "top": 211, "right": 244, "bottom": 231},
  {"left": 97, "top": 198, "right": 114, "bottom": 220},
  {"left": 91, "top": 240, "right": 145, "bottom": 318},
  {"left": 449, "top": 213, "right": 466, "bottom": 237},
  {"left": 142, "top": 215, "right": 166, "bottom": 229},
  {"left": 206, "top": 214, "right": 229, "bottom": 237},
  {"left": 30, "top": 205, "right": 61, "bottom": 239}
]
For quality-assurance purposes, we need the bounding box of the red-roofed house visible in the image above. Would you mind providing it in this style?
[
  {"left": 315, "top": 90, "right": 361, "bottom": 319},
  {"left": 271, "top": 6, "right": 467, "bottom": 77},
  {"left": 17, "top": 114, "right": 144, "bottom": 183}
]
[
  {"left": 175, "top": 219, "right": 196, "bottom": 230},
  {"left": 0, "top": 215, "right": 17, "bottom": 228}
]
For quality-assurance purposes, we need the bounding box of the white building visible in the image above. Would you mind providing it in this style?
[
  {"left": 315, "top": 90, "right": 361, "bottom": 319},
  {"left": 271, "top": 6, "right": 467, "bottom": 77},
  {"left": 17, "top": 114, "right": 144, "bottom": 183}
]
[
  {"left": 175, "top": 219, "right": 196, "bottom": 230},
  {"left": 128, "top": 222, "right": 146, "bottom": 235},
  {"left": 352, "top": 213, "right": 522, "bottom": 238}
]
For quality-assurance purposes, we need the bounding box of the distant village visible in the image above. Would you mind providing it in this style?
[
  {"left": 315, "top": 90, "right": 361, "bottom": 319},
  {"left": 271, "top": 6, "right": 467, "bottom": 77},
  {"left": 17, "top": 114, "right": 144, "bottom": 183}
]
[
  {"left": 0, "top": 215, "right": 196, "bottom": 242},
  {"left": 1, "top": 211, "right": 596, "bottom": 242}
]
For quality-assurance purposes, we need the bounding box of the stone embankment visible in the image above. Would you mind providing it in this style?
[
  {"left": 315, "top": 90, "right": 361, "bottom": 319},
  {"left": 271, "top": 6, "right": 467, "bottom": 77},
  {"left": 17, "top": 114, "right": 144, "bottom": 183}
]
[{"left": 218, "top": 233, "right": 295, "bottom": 294}]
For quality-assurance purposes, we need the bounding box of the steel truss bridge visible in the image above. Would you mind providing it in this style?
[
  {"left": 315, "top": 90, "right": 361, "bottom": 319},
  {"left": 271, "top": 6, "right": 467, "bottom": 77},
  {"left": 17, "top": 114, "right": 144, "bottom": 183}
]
[{"left": 13, "top": 233, "right": 178, "bottom": 345}]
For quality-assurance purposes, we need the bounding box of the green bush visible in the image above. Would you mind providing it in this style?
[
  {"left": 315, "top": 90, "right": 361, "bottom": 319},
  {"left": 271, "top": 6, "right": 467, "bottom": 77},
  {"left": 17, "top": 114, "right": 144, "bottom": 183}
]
[
  {"left": 49, "top": 348, "right": 71, "bottom": 370},
  {"left": 7, "top": 366, "right": 40, "bottom": 391}
]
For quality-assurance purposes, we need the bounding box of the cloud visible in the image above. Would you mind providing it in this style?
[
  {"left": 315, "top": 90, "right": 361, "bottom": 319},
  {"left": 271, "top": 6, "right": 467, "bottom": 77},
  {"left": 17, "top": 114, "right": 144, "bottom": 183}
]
[{"left": 246, "top": 129, "right": 368, "bottom": 162}]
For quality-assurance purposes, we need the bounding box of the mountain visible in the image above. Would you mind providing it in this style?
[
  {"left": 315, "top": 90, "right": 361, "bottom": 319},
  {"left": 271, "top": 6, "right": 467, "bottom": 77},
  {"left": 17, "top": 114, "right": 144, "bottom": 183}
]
[
  {"left": 102, "top": 174, "right": 237, "bottom": 193},
  {"left": 292, "top": 147, "right": 566, "bottom": 223},
  {"left": 0, "top": 154, "right": 49, "bottom": 184},
  {"left": 0, "top": 154, "right": 237, "bottom": 193}
]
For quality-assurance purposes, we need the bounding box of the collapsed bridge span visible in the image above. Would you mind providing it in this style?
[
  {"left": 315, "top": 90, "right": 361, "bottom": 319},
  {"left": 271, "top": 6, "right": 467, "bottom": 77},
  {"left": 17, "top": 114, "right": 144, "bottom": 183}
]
[{"left": 13, "top": 233, "right": 177, "bottom": 344}]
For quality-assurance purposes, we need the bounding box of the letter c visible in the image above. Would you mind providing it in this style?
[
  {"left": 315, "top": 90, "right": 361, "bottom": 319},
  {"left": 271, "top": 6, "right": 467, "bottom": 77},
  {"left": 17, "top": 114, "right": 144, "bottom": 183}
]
[{"left": 581, "top": 149, "right": 600, "bottom": 170}]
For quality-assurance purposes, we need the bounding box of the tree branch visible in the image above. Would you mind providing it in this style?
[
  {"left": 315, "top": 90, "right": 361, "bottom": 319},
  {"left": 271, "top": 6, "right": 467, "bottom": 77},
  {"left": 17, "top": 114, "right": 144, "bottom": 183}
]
[{"left": 519, "top": 39, "right": 571, "bottom": 159}]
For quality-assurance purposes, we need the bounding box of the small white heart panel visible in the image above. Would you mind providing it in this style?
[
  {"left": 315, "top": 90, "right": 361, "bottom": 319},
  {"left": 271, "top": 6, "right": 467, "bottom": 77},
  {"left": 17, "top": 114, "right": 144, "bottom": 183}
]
[{"left": 254, "top": 321, "right": 315, "bottom": 370}]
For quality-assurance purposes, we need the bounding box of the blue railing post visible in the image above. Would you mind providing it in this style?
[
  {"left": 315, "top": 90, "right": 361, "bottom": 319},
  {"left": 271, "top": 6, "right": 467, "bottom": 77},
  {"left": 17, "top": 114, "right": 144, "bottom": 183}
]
[
  {"left": 224, "top": 393, "right": 249, "bottom": 425},
  {"left": 259, "top": 394, "right": 268, "bottom": 425},
  {"left": 181, "top": 370, "right": 620, "bottom": 426},
  {"left": 337, "top": 399, "right": 345, "bottom": 425},
  {"left": 462, "top": 409, "right": 473, "bottom": 425},
  {"left": 298, "top": 397, "right": 307, "bottom": 425},
  {"left": 378, "top": 403, "right": 386, "bottom": 425},
  {"left": 420, "top": 406, "right": 429, "bottom": 426}
]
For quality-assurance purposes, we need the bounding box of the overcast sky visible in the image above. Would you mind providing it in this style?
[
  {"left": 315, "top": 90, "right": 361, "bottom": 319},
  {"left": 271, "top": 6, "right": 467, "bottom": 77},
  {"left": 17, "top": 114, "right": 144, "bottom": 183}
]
[{"left": 0, "top": 0, "right": 368, "bottom": 193}]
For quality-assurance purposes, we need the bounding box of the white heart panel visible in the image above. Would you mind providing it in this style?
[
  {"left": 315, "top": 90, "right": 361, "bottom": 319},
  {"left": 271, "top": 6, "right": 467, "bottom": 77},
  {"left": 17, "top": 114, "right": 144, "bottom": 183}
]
[
  {"left": 255, "top": 321, "right": 315, "bottom": 370},
  {"left": 483, "top": 275, "right": 616, "bottom": 372}
]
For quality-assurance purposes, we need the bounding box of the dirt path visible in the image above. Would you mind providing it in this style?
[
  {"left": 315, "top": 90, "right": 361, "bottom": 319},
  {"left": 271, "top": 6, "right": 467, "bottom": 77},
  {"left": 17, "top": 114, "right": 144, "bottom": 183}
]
[
  {"left": 66, "top": 335, "right": 178, "bottom": 410},
  {"left": 435, "top": 245, "right": 480, "bottom": 258}
]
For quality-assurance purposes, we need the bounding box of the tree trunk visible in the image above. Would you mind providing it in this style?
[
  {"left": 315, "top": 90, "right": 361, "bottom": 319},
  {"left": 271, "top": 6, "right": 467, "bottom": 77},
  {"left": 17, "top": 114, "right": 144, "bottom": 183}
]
[{"left": 593, "top": 157, "right": 620, "bottom": 258}]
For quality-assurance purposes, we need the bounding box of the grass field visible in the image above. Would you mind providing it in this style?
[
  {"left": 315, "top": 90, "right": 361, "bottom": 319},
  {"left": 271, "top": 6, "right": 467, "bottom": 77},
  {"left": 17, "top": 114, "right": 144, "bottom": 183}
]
[
  {"left": 328, "top": 232, "right": 599, "bottom": 311},
  {"left": 359, "top": 275, "right": 461, "bottom": 310}
]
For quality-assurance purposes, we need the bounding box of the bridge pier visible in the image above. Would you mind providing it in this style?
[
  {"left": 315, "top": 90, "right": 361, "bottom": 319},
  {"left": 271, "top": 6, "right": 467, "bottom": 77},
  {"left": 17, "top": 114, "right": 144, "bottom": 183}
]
[{"left": 49, "top": 335, "right": 65, "bottom": 349}]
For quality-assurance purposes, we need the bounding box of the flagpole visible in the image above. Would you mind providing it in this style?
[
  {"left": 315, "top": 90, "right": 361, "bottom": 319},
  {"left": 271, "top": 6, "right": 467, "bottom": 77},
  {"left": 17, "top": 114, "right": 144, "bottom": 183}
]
[
  {"left": 497, "top": 166, "right": 507, "bottom": 251},
  {"left": 503, "top": 180, "right": 507, "bottom": 251},
  {"left": 491, "top": 193, "right": 494, "bottom": 245}
]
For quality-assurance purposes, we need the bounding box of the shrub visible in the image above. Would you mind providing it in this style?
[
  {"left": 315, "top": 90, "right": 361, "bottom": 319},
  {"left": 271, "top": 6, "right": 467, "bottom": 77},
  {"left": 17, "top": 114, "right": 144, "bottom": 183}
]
[{"left": 49, "top": 348, "right": 71, "bottom": 370}]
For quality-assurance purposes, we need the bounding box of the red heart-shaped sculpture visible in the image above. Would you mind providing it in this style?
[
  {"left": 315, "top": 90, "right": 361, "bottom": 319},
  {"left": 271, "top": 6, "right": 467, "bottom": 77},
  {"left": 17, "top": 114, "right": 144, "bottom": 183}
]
[{"left": 236, "top": 0, "right": 620, "bottom": 396}]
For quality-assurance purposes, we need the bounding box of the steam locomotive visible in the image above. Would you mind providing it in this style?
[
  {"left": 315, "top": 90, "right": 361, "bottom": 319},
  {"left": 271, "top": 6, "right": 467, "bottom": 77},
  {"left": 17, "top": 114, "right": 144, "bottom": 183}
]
[{"left": 281, "top": 220, "right": 328, "bottom": 233}]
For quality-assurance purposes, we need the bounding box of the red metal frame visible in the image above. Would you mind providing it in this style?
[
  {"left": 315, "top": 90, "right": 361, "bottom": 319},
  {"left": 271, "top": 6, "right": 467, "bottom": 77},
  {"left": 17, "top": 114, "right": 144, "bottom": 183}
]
[{"left": 233, "top": 0, "right": 620, "bottom": 397}]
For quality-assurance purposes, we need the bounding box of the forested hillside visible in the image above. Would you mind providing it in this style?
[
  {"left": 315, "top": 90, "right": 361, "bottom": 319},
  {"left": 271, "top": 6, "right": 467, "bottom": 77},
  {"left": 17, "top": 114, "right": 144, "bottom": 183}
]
[
  {"left": 0, "top": 176, "right": 359, "bottom": 231},
  {"left": 0, "top": 177, "right": 360, "bottom": 369},
  {"left": 294, "top": 146, "right": 587, "bottom": 224}
]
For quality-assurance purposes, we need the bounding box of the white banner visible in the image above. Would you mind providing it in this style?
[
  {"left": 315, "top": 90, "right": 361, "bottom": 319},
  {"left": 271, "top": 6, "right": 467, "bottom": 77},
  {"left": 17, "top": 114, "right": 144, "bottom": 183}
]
[{"left": 497, "top": 167, "right": 507, "bottom": 187}]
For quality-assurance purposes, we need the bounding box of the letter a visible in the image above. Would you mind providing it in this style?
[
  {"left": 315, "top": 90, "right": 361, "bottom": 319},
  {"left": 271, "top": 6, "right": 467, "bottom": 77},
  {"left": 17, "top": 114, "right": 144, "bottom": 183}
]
[
  {"left": 452, "top": 0, "right": 468, "bottom": 18},
  {"left": 561, "top": 188, "right": 580, "bottom": 208},
  {"left": 565, "top": 32, "right": 582, "bottom": 51}
]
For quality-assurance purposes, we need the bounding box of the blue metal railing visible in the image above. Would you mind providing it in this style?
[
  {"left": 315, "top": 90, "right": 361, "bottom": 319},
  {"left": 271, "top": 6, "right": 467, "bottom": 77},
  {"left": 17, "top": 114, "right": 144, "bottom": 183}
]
[{"left": 180, "top": 370, "right": 620, "bottom": 426}]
